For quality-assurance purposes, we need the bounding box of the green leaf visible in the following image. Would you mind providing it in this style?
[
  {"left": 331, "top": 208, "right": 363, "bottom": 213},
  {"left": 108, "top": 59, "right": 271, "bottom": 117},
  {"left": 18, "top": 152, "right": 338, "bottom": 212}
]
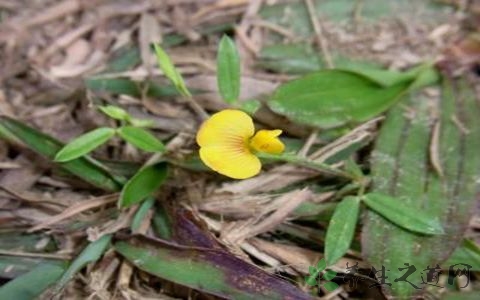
[
  {"left": 153, "top": 44, "right": 190, "bottom": 97},
  {"left": 445, "top": 239, "right": 480, "bottom": 271},
  {"left": 131, "top": 197, "right": 156, "bottom": 232},
  {"left": 0, "top": 117, "right": 122, "bottom": 191},
  {"left": 308, "top": 265, "right": 316, "bottom": 274},
  {"left": 240, "top": 99, "right": 261, "bottom": 115},
  {"left": 341, "top": 63, "right": 437, "bottom": 88},
  {"left": 362, "top": 77, "right": 480, "bottom": 299},
  {"left": 258, "top": 43, "right": 322, "bottom": 74},
  {"left": 441, "top": 292, "right": 480, "bottom": 300},
  {"left": 98, "top": 105, "right": 130, "bottom": 121},
  {"left": 0, "top": 263, "right": 66, "bottom": 300},
  {"left": 114, "top": 235, "right": 311, "bottom": 300},
  {"left": 153, "top": 44, "right": 179, "bottom": 86},
  {"left": 322, "top": 281, "right": 339, "bottom": 292},
  {"left": 56, "top": 234, "right": 112, "bottom": 291},
  {"left": 217, "top": 35, "right": 240, "bottom": 104},
  {"left": 54, "top": 127, "right": 115, "bottom": 162},
  {"left": 323, "top": 269, "right": 337, "bottom": 281},
  {"left": 325, "top": 196, "right": 360, "bottom": 265},
  {"left": 305, "top": 275, "right": 317, "bottom": 287},
  {"left": 117, "top": 126, "right": 165, "bottom": 152},
  {"left": 86, "top": 78, "right": 140, "bottom": 96},
  {"left": 152, "top": 205, "right": 173, "bottom": 240},
  {"left": 344, "top": 158, "right": 364, "bottom": 179},
  {"left": 268, "top": 70, "right": 410, "bottom": 129},
  {"left": 316, "top": 258, "right": 326, "bottom": 271},
  {"left": 363, "top": 193, "right": 444, "bottom": 235},
  {"left": 129, "top": 118, "right": 155, "bottom": 128},
  {"left": 119, "top": 162, "right": 168, "bottom": 207}
]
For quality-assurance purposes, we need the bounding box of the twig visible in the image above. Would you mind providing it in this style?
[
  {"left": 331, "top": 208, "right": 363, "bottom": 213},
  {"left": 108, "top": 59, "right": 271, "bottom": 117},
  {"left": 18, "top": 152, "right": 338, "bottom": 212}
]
[
  {"left": 0, "top": 249, "right": 71, "bottom": 260},
  {"left": 28, "top": 194, "right": 118, "bottom": 232},
  {"left": 304, "top": 0, "right": 334, "bottom": 68},
  {"left": 251, "top": 19, "right": 296, "bottom": 40},
  {"left": 0, "top": 185, "right": 67, "bottom": 208},
  {"left": 297, "top": 129, "right": 319, "bottom": 158}
]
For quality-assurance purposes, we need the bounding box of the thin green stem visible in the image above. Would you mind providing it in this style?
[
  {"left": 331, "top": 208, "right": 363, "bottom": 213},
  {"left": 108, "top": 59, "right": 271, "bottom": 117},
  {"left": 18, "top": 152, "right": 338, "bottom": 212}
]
[{"left": 256, "top": 152, "right": 354, "bottom": 180}]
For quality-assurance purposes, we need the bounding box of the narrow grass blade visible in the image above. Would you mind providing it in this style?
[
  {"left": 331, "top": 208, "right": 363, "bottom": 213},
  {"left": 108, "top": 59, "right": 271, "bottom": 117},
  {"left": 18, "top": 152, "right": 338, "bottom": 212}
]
[
  {"left": 131, "top": 197, "right": 156, "bottom": 232},
  {"left": 0, "top": 263, "right": 66, "bottom": 300},
  {"left": 0, "top": 116, "right": 122, "bottom": 191},
  {"left": 55, "top": 234, "right": 112, "bottom": 291}
]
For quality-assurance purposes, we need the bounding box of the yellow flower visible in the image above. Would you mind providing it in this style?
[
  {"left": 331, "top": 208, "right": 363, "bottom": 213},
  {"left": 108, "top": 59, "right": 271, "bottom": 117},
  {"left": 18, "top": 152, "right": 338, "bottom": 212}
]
[{"left": 196, "top": 109, "right": 285, "bottom": 179}]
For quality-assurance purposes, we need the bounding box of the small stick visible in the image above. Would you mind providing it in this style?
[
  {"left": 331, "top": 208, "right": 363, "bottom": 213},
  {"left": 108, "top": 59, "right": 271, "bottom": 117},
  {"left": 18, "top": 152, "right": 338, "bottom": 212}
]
[{"left": 304, "top": 0, "right": 334, "bottom": 69}]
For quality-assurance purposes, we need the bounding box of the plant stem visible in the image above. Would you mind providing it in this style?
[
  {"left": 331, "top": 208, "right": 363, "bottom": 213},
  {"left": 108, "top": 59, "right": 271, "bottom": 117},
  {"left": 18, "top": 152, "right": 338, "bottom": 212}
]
[{"left": 257, "top": 152, "right": 354, "bottom": 179}]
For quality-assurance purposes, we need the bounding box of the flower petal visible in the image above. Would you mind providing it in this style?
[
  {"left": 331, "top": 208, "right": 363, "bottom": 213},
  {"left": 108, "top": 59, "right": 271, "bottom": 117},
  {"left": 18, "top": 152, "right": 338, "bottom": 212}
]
[
  {"left": 249, "top": 129, "right": 285, "bottom": 154},
  {"left": 196, "top": 110, "right": 254, "bottom": 147},
  {"left": 200, "top": 145, "right": 261, "bottom": 179}
]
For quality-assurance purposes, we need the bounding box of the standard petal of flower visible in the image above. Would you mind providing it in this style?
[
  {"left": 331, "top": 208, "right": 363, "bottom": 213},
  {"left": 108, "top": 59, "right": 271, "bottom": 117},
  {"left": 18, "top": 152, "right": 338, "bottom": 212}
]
[
  {"left": 199, "top": 145, "right": 261, "bottom": 179},
  {"left": 249, "top": 129, "right": 285, "bottom": 154},
  {"left": 196, "top": 110, "right": 254, "bottom": 147}
]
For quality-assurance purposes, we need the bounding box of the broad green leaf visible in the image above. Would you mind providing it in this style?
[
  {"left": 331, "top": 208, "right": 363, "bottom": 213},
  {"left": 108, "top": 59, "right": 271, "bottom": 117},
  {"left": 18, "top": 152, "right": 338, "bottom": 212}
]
[
  {"left": 131, "top": 197, "right": 156, "bottom": 232},
  {"left": 55, "top": 234, "right": 112, "bottom": 291},
  {"left": 325, "top": 196, "right": 360, "bottom": 265},
  {"left": 240, "top": 99, "right": 261, "bottom": 115},
  {"left": 323, "top": 281, "right": 339, "bottom": 292},
  {"left": 363, "top": 193, "right": 444, "bottom": 235},
  {"left": 114, "top": 235, "right": 312, "bottom": 300},
  {"left": 323, "top": 270, "right": 337, "bottom": 281},
  {"left": 0, "top": 263, "right": 66, "bottom": 300},
  {"left": 362, "top": 78, "right": 480, "bottom": 299},
  {"left": 308, "top": 266, "right": 316, "bottom": 275},
  {"left": 119, "top": 162, "right": 168, "bottom": 207},
  {"left": 117, "top": 126, "right": 165, "bottom": 152},
  {"left": 0, "top": 117, "right": 122, "bottom": 191},
  {"left": 98, "top": 105, "right": 130, "bottom": 121},
  {"left": 258, "top": 44, "right": 322, "bottom": 74},
  {"left": 217, "top": 35, "right": 240, "bottom": 104},
  {"left": 55, "top": 127, "right": 115, "bottom": 162},
  {"left": 268, "top": 70, "right": 410, "bottom": 129}
]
